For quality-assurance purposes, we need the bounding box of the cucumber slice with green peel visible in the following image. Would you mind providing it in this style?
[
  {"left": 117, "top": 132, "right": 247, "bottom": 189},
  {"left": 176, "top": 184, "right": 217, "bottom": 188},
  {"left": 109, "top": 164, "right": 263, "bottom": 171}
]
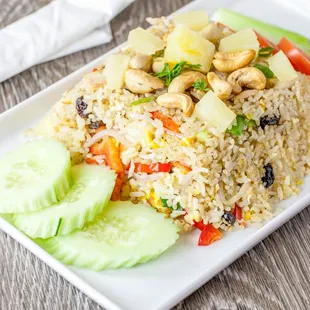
[
  {"left": 0, "top": 139, "right": 72, "bottom": 213},
  {"left": 37, "top": 201, "right": 180, "bottom": 270},
  {"left": 13, "top": 164, "right": 116, "bottom": 239}
]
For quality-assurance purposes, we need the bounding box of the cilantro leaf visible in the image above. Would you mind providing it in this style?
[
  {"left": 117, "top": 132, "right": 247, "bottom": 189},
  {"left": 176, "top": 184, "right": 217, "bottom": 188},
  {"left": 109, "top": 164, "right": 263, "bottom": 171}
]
[
  {"left": 247, "top": 119, "right": 257, "bottom": 128},
  {"left": 185, "top": 63, "right": 202, "bottom": 70},
  {"left": 130, "top": 96, "right": 155, "bottom": 106},
  {"left": 192, "top": 79, "right": 210, "bottom": 92}
]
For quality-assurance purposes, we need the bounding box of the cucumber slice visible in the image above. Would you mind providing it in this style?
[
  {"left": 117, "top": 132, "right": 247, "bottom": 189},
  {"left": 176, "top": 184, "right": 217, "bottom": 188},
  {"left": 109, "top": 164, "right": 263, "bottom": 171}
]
[
  {"left": 13, "top": 164, "right": 116, "bottom": 239},
  {"left": 0, "top": 139, "right": 71, "bottom": 213},
  {"left": 37, "top": 201, "right": 180, "bottom": 270}
]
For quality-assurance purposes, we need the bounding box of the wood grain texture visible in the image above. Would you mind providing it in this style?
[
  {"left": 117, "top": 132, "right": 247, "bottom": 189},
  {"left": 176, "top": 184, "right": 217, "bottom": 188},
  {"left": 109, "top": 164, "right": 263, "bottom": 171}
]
[{"left": 1, "top": 0, "right": 310, "bottom": 309}]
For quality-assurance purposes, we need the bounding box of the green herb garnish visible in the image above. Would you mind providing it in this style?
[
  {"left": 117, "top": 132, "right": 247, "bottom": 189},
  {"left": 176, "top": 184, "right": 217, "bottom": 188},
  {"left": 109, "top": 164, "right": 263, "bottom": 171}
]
[
  {"left": 155, "top": 61, "right": 202, "bottom": 86},
  {"left": 192, "top": 79, "right": 210, "bottom": 92},
  {"left": 258, "top": 47, "right": 274, "bottom": 58},
  {"left": 254, "top": 64, "right": 275, "bottom": 78},
  {"left": 160, "top": 198, "right": 183, "bottom": 211},
  {"left": 156, "top": 61, "right": 187, "bottom": 85},
  {"left": 152, "top": 49, "right": 164, "bottom": 58},
  {"left": 185, "top": 63, "right": 202, "bottom": 70},
  {"left": 227, "top": 115, "right": 257, "bottom": 136},
  {"left": 130, "top": 96, "right": 155, "bottom": 106}
]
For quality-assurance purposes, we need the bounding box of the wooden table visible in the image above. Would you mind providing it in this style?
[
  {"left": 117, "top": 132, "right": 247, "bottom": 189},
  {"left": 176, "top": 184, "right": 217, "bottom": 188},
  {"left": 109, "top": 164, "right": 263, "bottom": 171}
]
[{"left": 1, "top": 0, "right": 310, "bottom": 309}]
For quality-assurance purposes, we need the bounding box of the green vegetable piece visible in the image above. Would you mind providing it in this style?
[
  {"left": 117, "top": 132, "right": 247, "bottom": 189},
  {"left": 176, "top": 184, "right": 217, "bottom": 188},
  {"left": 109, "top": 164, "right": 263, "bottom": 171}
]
[
  {"left": 247, "top": 119, "right": 257, "bottom": 128},
  {"left": 214, "top": 8, "right": 310, "bottom": 56},
  {"left": 185, "top": 63, "right": 202, "bottom": 70},
  {"left": 193, "top": 79, "right": 210, "bottom": 92},
  {"left": 160, "top": 198, "right": 183, "bottom": 211},
  {"left": 0, "top": 139, "right": 72, "bottom": 214},
  {"left": 13, "top": 164, "right": 116, "bottom": 239},
  {"left": 196, "top": 130, "right": 209, "bottom": 142},
  {"left": 37, "top": 201, "right": 180, "bottom": 270},
  {"left": 227, "top": 115, "right": 246, "bottom": 136},
  {"left": 130, "top": 96, "right": 155, "bottom": 106},
  {"left": 152, "top": 49, "right": 164, "bottom": 58},
  {"left": 156, "top": 61, "right": 202, "bottom": 86},
  {"left": 258, "top": 47, "right": 274, "bottom": 57},
  {"left": 254, "top": 64, "right": 275, "bottom": 78}
]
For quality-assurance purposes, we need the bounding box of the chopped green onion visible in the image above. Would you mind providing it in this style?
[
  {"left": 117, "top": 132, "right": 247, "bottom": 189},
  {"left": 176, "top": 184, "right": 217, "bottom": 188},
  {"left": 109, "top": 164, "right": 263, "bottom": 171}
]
[
  {"left": 213, "top": 8, "right": 310, "bottom": 56},
  {"left": 160, "top": 198, "right": 183, "bottom": 211},
  {"left": 152, "top": 49, "right": 164, "bottom": 58},
  {"left": 259, "top": 47, "right": 274, "bottom": 57},
  {"left": 227, "top": 115, "right": 256, "bottom": 136},
  {"left": 254, "top": 64, "right": 275, "bottom": 78},
  {"left": 185, "top": 63, "right": 202, "bottom": 70},
  {"left": 196, "top": 131, "right": 209, "bottom": 142},
  {"left": 130, "top": 96, "right": 155, "bottom": 106},
  {"left": 192, "top": 79, "right": 210, "bottom": 92},
  {"left": 247, "top": 119, "right": 257, "bottom": 128}
]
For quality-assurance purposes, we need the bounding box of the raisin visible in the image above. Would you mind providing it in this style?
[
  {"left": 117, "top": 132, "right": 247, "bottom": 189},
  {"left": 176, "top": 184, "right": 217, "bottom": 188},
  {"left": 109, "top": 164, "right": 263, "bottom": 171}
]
[
  {"left": 260, "top": 115, "right": 280, "bottom": 130},
  {"left": 222, "top": 212, "right": 236, "bottom": 225},
  {"left": 76, "top": 97, "right": 88, "bottom": 118},
  {"left": 89, "top": 120, "right": 104, "bottom": 129},
  {"left": 262, "top": 163, "right": 275, "bottom": 188}
]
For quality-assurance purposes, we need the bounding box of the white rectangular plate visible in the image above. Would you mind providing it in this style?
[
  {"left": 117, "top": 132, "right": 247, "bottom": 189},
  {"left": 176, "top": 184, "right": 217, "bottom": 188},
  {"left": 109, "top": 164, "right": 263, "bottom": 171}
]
[{"left": 1, "top": 0, "right": 310, "bottom": 309}]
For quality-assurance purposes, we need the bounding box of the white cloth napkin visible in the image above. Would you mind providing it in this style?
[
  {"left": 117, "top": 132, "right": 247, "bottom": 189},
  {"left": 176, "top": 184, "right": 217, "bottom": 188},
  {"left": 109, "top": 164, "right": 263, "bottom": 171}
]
[{"left": 0, "top": 0, "right": 134, "bottom": 83}]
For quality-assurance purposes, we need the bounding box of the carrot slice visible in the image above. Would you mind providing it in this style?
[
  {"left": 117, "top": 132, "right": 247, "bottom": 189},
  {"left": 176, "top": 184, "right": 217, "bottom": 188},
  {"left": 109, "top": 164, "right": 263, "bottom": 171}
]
[
  {"left": 85, "top": 158, "right": 99, "bottom": 165},
  {"left": 151, "top": 111, "right": 180, "bottom": 133},
  {"left": 111, "top": 172, "right": 124, "bottom": 201}
]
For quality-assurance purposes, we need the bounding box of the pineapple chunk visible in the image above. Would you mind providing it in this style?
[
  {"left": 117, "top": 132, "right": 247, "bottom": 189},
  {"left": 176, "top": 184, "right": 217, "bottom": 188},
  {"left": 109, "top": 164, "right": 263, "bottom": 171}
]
[
  {"left": 164, "top": 25, "right": 215, "bottom": 73},
  {"left": 128, "top": 27, "right": 166, "bottom": 56},
  {"left": 104, "top": 54, "right": 130, "bottom": 90},
  {"left": 172, "top": 10, "right": 209, "bottom": 31},
  {"left": 219, "top": 28, "right": 259, "bottom": 55},
  {"left": 268, "top": 51, "right": 298, "bottom": 81},
  {"left": 194, "top": 90, "right": 236, "bottom": 132}
]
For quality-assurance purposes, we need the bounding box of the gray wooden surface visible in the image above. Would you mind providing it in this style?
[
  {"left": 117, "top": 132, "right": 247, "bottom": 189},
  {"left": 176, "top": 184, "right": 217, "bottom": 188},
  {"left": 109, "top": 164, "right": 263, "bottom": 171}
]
[{"left": 1, "top": 0, "right": 310, "bottom": 309}]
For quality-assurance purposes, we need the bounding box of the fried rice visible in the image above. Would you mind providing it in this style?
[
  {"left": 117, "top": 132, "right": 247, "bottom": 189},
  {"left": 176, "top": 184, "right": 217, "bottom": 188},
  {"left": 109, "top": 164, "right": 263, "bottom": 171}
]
[{"left": 32, "top": 16, "right": 310, "bottom": 233}]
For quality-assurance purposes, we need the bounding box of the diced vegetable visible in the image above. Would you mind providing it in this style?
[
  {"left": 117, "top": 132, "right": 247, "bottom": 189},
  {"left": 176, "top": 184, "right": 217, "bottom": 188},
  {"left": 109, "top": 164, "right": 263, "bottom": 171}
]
[
  {"left": 196, "top": 131, "right": 209, "bottom": 142},
  {"left": 253, "top": 64, "right": 275, "bottom": 78},
  {"left": 227, "top": 115, "right": 247, "bottom": 136},
  {"left": 164, "top": 25, "right": 215, "bottom": 73},
  {"left": 151, "top": 111, "right": 180, "bottom": 133},
  {"left": 172, "top": 10, "right": 209, "bottom": 31},
  {"left": 130, "top": 96, "right": 155, "bottom": 106},
  {"left": 219, "top": 28, "right": 259, "bottom": 55},
  {"left": 278, "top": 38, "right": 310, "bottom": 75},
  {"left": 194, "top": 91, "right": 236, "bottom": 133},
  {"left": 198, "top": 224, "right": 222, "bottom": 246},
  {"left": 160, "top": 198, "right": 183, "bottom": 211},
  {"left": 111, "top": 172, "right": 124, "bottom": 201},
  {"left": 134, "top": 163, "right": 171, "bottom": 173},
  {"left": 258, "top": 47, "right": 274, "bottom": 58},
  {"left": 128, "top": 27, "right": 166, "bottom": 56},
  {"left": 194, "top": 221, "right": 206, "bottom": 231},
  {"left": 171, "top": 161, "right": 192, "bottom": 174},
  {"left": 214, "top": 9, "right": 310, "bottom": 56},
  {"left": 85, "top": 158, "right": 99, "bottom": 165},
  {"left": 268, "top": 51, "right": 298, "bottom": 81},
  {"left": 104, "top": 54, "right": 130, "bottom": 90},
  {"left": 233, "top": 204, "right": 242, "bottom": 221}
]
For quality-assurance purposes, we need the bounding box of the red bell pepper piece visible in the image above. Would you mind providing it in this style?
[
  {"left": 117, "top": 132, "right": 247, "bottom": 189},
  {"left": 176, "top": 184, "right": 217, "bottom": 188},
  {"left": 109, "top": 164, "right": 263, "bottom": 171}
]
[
  {"left": 151, "top": 111, "right": 180, "bottom": 133},
  {"left": 134, "top": 162, "right": 171, "bottom": 173},
  {"left": 198, "top": 224, "right": 222, "bottom": 246},
  {"left": 233, "top": 204, "right": 243, "bottom": 221}
]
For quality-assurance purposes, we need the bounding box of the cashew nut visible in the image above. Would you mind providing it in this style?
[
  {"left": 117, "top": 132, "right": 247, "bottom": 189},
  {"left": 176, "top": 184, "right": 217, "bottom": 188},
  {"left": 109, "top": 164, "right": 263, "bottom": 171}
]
[
  {"left": 227, "top": 67, "right": 266, "bottom": 94},
  {"left": 207, "top": 72, "right": 232, "bottom": 100},
  {"left": 200, "top": 23, "right": 222, "bottom": 44},
  {"left": 152, "top": 57, "right": 165, "bottom": 74},
  {"left": 125, "top": 69, "right": 164, "bottom": 94},
  {"left": 130, "top": 54, "right": 152, "bottom": 72},
  {"left": 213, "top": 49, "right": 256, "bottom": 73},
  {"left": 168, "top": 71, "right": 208, "bottom": 93},
  {"left": 156, "top": 93, "right": 194, "bottom": 117},
  {"left": 190, "top": 88, "right": 206, "bottom": 101}
]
